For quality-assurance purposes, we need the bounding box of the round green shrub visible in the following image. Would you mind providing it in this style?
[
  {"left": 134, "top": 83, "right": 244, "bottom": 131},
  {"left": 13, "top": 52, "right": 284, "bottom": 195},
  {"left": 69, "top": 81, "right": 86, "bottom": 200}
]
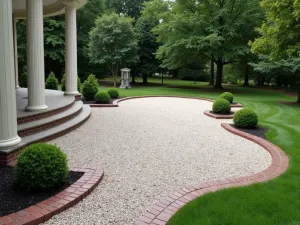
[
  {"left": 212, "top": 98, "right": 231, "bottom": 114},
  {"left": 61, "top": 74, "right": 82, "bottom": 92},
  {"left": 220, "top": 92, "right": 234, "bottom": 103},
  {"left": 233, "top": 109, "right": 258, "bottom": 128},
  {"left": 19, "top": 72, "right": 28, "bottom": 88},
  {"left": 82, "top": 74, "right": 99, "bottom": 101},
  {"left": 45, "top": 72, "right": 59, "bottom": 90},
  {"left": 94, "top": 91, "right": 111, "bottom": 104},
  {"left": 15, "top": 143, "right": 68, "bottom": 191},
  {"left": 107, "top": 88, "right": 119, "bottom": 99}
]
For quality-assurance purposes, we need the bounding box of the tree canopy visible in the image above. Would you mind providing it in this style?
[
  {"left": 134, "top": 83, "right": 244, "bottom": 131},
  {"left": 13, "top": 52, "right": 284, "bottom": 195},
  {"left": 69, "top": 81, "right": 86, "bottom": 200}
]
[
  {"left": 144, "top": 0, "right": 264, "bottom": 88},
  {"left": 88, "top": 13, "right": 139, "bottom": 87},
  {"left": 250, "top": 0, "right": 300, "bottom": 102}
]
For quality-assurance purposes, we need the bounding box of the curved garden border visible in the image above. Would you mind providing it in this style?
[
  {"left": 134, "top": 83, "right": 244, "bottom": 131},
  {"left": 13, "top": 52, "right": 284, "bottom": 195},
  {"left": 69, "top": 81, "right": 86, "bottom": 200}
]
[
  {"left": 204, "top": 110, "right": 234, "bottom": 119},
  {"left": 135, "top": 123, "right": 289, "bottom": 225},
  {"left": 88, "top": 96, "right": 243, "bottom": 108},
  {"left": 0, "top": 168, "right": 104, "bottom": 225}
]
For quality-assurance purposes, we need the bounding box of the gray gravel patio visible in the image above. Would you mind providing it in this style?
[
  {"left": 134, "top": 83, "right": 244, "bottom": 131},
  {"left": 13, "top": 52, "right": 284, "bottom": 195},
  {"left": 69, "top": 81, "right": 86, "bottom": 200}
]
[{"left": 45, "top": 97, "right": 272, "bottom": 225}]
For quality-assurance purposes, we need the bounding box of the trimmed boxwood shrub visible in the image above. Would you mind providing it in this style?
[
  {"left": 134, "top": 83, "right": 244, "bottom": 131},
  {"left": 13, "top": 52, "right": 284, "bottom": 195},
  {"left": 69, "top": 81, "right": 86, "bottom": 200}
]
[
  {"left": 220, "top": 92, "right": 234, "bottom": 103},
  {"left": 107, "top": 88, "right": 119, "bottom": 99},
  {"left": 212, "top": 98, "right": 231, "bottom": 114},
  {"left": 95, "top": 91, "right": 111, "bottom": 104},
  {"left": 19, "top": 72, "right": 28, "bottom": 88},
  {"left": 61, "top": 74, "right": 82, "bottom": 92},
  {"left": 15, "top": 143, "right": 68, "bottom": 190},
  {"left": 45, "top": 72, "right": 59, "bottom": 90},
  {"left": 82, "top": 74, "right": 99, "bottom": 101},
  {"left": 233, "top": 109, "right": 258, "bottom": 128}
]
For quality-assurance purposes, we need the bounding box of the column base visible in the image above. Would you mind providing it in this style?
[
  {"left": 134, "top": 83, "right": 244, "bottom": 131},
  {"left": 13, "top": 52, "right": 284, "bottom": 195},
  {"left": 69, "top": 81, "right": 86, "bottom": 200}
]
[
  {"left": 25, "top": 104, "right": 48, "bottom": 112},
  {"left": 16, "top": 86, "right": 20, "bottom": 89},
  {"left": 0, "top": 136, "right": 21, "bottom": 149},
  {"left": 64, "top": 91, "right": 80, "bottom": 96}
]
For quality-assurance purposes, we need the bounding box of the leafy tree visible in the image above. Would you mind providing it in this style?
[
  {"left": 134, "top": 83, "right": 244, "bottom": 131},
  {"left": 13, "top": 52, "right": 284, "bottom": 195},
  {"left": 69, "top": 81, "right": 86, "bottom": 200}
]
[
  {"left": 105, "top": 0, "right": 149, "bottom": 19},
  {"left": 250, "top": 0, "right": 300, "bottom": 103},
  {"left": 135, "top": 10, "right": 161, "bottom": 83},
  {"left": 149, "top": 0, "right": 263, "bottom": 88},
  {"left": 88, "top": 13, "right": 139, "bottom": 87}
]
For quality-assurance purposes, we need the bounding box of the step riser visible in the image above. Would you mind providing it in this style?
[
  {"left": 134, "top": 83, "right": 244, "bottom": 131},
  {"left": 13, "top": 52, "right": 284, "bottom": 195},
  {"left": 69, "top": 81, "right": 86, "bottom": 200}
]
[
  {"left": 18, "top": 107, "right": 83, "bottom": 137},
  {"left": 17, "top": 100, "right": 75, "bottom": 124},
  {"left": 0, "top": 109, "right": 91, "bottom": 167}
]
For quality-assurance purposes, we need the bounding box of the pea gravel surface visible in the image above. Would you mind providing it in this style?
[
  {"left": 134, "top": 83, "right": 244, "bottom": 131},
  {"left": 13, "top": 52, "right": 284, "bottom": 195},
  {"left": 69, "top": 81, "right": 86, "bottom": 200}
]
[{"left": 46, "top": 97, "right": 272, "bottom": 225}]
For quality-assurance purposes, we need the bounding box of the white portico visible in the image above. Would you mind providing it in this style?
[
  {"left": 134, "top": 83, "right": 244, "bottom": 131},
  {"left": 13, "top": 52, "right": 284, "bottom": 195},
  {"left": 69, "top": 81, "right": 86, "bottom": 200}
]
[{"left": 0, "top": 0, "right": 87, "bottom": 151}]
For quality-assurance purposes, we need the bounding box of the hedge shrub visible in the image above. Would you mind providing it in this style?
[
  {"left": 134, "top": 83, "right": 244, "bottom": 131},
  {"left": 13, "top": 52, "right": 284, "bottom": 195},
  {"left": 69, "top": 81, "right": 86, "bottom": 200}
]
[
  {"left": 95, "top": 91, "right": 111, "bottom": 104},
  {"left": 107, "top": 88, "right": 119, "bottom": 99},
  {"left": 61, "top": 74, "right": 82, "bottom": 92},
  {"left": 19, "top": 72, "right": 28, "bottom": 88},
  {"left": 45, "top": 72, "right": 59, "bottom": 90},
  {"left": 233, "top": 109, "right": 258, "bottom": 128},
  {"left": 15, "top": 143, "right": 68, "bottom": 190},
  {"left": 212, "top": 98, "right": 231, "bottom": 114},
  {"left": 220, "top": 92, "right": 234, "bottom": 103},
  {"left": 82, "top": 74, "right": 99, "bottom": 101}
]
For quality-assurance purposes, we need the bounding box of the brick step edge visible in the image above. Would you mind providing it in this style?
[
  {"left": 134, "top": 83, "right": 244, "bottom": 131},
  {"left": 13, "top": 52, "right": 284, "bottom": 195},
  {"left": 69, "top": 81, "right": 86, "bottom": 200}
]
[
  {"left": 135, "top": 123, "right": 289, "bottom": 225},
  {"left": 0, "top": 168, "right": 104, "bottom": 225}
]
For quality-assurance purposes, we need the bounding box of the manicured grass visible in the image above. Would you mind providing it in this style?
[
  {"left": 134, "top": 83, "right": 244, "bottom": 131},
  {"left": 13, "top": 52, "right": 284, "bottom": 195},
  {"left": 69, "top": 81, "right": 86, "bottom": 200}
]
[{"left": 101, "top": 80, "right": 300, "bottom": 225}]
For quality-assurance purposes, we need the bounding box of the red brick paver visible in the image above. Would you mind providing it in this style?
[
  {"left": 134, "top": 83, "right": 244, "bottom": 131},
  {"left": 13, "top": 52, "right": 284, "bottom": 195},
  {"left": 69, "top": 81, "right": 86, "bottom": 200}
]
[
  {"left": 204, "top": 110, "right": 234, "bottom": 119},
  {"left": 135, "top": 123, "right": 289, "bottom": 225},
  {"left": 0, "top": 168, "right": 104, "bottom": 225}
]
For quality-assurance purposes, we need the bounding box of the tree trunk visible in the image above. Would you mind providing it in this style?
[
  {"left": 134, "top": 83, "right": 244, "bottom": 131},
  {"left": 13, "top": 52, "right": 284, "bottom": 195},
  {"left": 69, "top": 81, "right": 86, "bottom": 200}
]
[
  {"left": 113, "top": 67, "right": 118, "bottom": 88},
  {"left": 143, "top": 73, "right": 148, "bottom": 84},
  {"left": 297, "top": 90, "right": 300, "bottom": 104},
  {"left": 243, "top": 64, "right": 250, "bottom": 86},
  {"left": 214, "top": 60, "right": 223, "bottom": 89},
  {"left": 131, "top": 72, "right": 136, "bottom": 84},
  {"left": 209, "top": 60, "right": 215, "bottom": 85},
  {"left": 161, "top": 70, "right": 164, "bottom": 84}
]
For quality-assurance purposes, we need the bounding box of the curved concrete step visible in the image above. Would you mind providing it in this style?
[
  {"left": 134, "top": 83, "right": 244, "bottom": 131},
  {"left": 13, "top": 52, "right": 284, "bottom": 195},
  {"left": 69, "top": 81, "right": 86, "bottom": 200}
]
[
  {"left": 18, "top": 101, "right": 83, "bottom": 137},
  {"left": 0, "top": 105, "right": 91, "bottom": 166}
]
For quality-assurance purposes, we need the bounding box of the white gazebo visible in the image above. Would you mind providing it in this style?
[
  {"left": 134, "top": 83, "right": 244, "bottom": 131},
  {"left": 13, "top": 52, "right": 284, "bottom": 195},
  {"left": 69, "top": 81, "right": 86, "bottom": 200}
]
[{"left": 0, "top": 0, "right": 87, "bottom": 151}]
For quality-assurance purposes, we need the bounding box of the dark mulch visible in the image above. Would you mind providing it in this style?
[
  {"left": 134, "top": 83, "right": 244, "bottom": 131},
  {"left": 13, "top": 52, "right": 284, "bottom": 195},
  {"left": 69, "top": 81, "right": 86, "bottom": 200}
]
[
  {"left": 0, "top": 167, "right": 83, "bottom": 217},
  {"left": 82, "top": 99, "right": 116, "bottom": 105},
  {"left": 278, "top": 101, "right": 300, "bottom": 107},
  {"left": 230, "top": 124, "right": 268, "bottom": 140}
]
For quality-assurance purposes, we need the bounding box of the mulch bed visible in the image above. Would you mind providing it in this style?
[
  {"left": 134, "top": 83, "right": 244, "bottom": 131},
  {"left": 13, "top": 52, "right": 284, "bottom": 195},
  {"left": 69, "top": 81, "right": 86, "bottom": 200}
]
[
  {"left": 278, "top": 101, "right": 300, "bottom": 107},
  {"left": 229, "top": 124, "right": 268, "bottom": 140},
  {"left": 82, "top": 99, "right": 115, "bottom": 105},
  {"left": 0, "top": 167, "right": 83, "bottom": 217}
]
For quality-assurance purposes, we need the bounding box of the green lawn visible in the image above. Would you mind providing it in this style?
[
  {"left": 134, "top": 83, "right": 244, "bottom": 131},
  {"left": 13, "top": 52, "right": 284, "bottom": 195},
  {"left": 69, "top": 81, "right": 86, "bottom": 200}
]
[{"left": 100, "top": 79, "right": 300, "bottom": 225}]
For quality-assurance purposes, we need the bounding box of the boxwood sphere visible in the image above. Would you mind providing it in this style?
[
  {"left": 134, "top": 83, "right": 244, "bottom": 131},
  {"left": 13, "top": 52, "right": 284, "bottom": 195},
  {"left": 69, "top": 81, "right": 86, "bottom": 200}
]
[
  {"left": 212, "top": 98, "right": 231, "bottom": 114},
  {"left": 15, "top": 143, "right": 68, "bottom": 190},
  {"left": 233, "top": 109, "right": 258, "bottom": 128},
  {"left": 107, "top": 88, "right": 119, "bottom": 99},
  {"left": 94, "top": 91, "right": 111, "bottom": 104},
  {"left": 220, "top": 92, "right": 234, "bottom": 103}
]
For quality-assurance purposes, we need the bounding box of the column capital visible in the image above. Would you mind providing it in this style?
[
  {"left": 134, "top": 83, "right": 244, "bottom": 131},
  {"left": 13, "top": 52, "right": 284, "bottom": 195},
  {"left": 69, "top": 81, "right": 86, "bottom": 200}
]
[{"left": 62, "top": 0, "right": 80, "bottom": 7}]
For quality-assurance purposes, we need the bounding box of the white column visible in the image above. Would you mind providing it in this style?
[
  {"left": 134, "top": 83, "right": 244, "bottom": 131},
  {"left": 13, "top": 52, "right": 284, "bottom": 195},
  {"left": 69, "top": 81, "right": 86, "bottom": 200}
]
[
  {"left": 64, "top": 1, "right": 79, "bottom": 95},
  {"left": 0, "top": 0, "right": 22, "bottom": 149},
  {"left": 13, "top": 16, "right": 19, "bottom": 89},
  {"left": 26, "top": 0, "right": 48, "bottom": 111}
]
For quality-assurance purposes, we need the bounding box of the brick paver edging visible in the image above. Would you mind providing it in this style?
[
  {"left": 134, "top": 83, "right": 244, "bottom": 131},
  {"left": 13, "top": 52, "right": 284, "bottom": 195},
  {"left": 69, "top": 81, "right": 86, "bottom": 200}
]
[
  {"left": 0, "top": 168, "right": 104, "bottom": 225},
  {"left": 135, "top": 123, "right": 289, "bottom": 225},
  {"left": 204, "top": 110, "right": 234, "bottom": 119}
]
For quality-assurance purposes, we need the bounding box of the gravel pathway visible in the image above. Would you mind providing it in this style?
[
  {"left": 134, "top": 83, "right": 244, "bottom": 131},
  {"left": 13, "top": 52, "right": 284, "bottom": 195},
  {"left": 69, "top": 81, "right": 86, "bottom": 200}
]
[{"left": 45, "top": 97, "right": 272, "bottom": 225}]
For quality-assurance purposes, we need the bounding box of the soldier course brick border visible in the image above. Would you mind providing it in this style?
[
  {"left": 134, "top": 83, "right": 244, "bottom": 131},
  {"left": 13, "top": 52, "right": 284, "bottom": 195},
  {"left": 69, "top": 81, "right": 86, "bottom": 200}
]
[
  {"left": 0, "top": 168, "right": 104, "bottom": 225},
  {"left": 135, "top": 123, "right": 289, "bottom": 225},
  {"left": 204, "top": 110, "right": 234, "bottom": 119}
]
